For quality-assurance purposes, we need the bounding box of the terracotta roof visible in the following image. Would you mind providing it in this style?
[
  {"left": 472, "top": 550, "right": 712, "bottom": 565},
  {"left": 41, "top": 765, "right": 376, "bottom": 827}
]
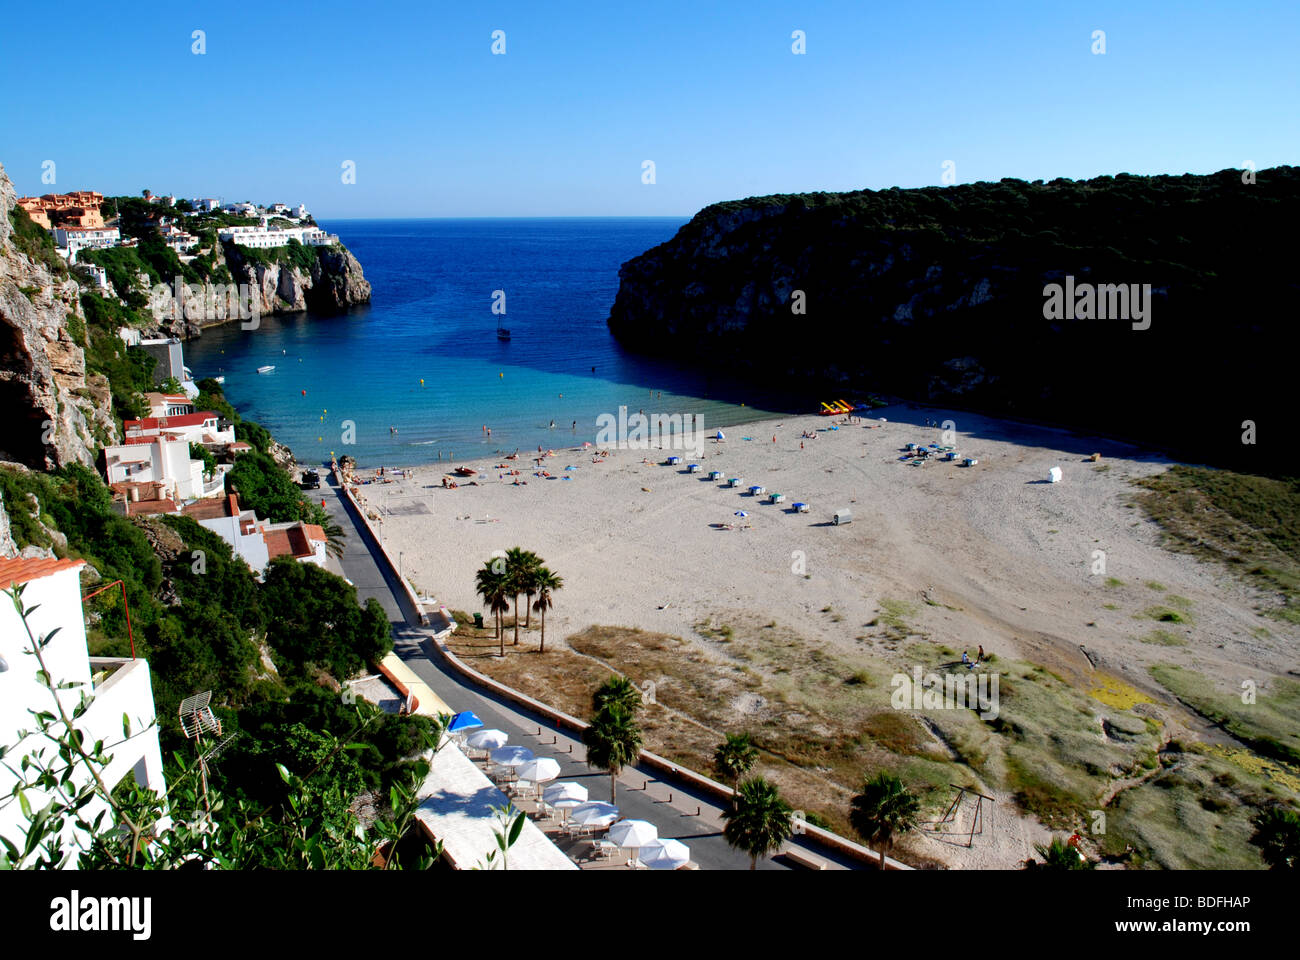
[
  {"left": 0, "top": 556, "right": 86, "bottom": 590},
  {"left": 124, "top": 412, "right": 220, "bottom": 432},
  {"left": 125, "top": 499, "right": 179, "bottom": 516},
  {"left": 183, "top": 493, "right": 240, "bottom": 521},
  {"left": 303, "top": 524, "right": 326, "bottom": 542},
  {"left": 263, "top": 529, "right": 295, "bottom": 559}
]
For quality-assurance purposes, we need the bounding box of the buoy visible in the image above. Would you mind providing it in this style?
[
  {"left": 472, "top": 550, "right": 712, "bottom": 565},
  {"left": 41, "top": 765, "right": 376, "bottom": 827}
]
[
  {"left": 318, "top": 437, "right": 322, "bottom": 442},
  {"left": 499, "top": 372, "right": 504, "bottom": 378},
  {"left": 302, "top": 389, "right": 306, "bottom": 396},
  {"left": 420, "top": 378, "right": 425, "bottom": 386}
]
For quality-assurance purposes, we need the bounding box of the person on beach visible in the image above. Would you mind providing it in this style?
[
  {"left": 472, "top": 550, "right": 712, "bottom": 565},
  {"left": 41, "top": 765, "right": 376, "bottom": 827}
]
[
  {"left": 572, "top": 420, "right": 576, "bottom": 431},
  {"left": 550, "top": 420, "right": 555, "bottom": 429},
  {"left": 977, "top": 645, "right": 985, "bottom": 662}
]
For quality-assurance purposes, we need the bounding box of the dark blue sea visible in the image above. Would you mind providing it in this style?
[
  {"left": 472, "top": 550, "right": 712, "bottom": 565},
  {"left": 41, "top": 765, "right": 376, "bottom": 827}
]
[{"left": 183, "top": 218, "right": 798, "bottom": 468}]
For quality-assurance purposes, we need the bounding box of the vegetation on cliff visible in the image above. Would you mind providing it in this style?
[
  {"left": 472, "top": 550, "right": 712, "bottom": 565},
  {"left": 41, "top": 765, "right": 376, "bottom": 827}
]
[{"left": 608, "top": 165, "right": 1299, "bottom": 474}]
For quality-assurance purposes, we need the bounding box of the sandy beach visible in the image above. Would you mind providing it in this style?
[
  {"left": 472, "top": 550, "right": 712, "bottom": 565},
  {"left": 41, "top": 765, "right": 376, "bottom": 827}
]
[{"left": 346, "top": 403, "right": 1296, "bottom": 867}]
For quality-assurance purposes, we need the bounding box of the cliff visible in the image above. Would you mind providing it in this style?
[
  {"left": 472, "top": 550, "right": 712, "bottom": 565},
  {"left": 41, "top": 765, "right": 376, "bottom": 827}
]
[
  {"left": 221, "top": 240, "right": 372, "bottom": 317},
  {"left": 0, "top": 161, "right": 117, "bottom": 470},
  {"left": 608, "top": 167, "right": 1300, "bottom": 472},
  {"left": 146, "top": 236, "right": 371, "bottom": 339}
]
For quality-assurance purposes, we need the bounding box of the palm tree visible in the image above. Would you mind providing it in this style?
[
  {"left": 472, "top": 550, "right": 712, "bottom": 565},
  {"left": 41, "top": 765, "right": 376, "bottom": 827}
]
[
  {"left": 849, "top": 772, "right": 919, "bottom": 869},
  {"left": 722, "top": 776, "right": 793, "bottom": 870},
  {"left": 582, "top": 702, "right": 642, "bottom": 804},
  {"left": 714, "top": 732, "right": 759, "bottom": 789},
  {"left": 503, "top": 547, "right": 538, "bottom": 645},
  {"left": 530, "top": 567, "right": 563, "bottom": 653},
  {"left": 1031, "top": 835, "right": 1095, "bottom": 870},
  {"left": 518, "top": 549, "right": 542, "bottom": 628},
  {"left": 474, "top": 562, "right": 511, "bottom": 657},
  {"left": 592, "top": 675, "right": 641, "bottom": 715},
  {"left": 321, "top": 519, "right": 347, "bottom": 560}
]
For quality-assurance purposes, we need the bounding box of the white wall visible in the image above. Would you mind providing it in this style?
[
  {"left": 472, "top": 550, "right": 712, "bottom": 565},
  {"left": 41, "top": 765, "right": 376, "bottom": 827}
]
[{"left": 0, "top": 565, "right": 165, "bottom": 866}]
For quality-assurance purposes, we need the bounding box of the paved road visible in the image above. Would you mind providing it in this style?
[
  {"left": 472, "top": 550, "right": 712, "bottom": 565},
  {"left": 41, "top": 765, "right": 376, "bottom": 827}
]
[{"left": 321, "top": 472, "right": 860, "bottom": 871}]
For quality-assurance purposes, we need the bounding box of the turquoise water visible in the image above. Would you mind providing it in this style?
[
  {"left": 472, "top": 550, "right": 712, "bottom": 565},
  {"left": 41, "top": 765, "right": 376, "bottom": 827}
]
[{"left": 183, "top": 218, "right": 800, "bottom": 468}]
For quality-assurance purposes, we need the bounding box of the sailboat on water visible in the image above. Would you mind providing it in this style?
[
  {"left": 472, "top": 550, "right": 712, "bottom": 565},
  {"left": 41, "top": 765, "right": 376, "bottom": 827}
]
[{"left": 496, "top": 317, "right": 511, "bottom": 341}]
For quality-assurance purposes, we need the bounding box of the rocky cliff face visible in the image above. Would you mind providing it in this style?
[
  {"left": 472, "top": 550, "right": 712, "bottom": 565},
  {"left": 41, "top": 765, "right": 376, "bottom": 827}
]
[
  {"left": 0, "top": 161, "right": 116, "bottom": 470},
  {"left": 607, "top": 168, "right": 1300, "bottom": 471},
  {"left": 148, "top": 239, "right": 371, "bottom": 339}
]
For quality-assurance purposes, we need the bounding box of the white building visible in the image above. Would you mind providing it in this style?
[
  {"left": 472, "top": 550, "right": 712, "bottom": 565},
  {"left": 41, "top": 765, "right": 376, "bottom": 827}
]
[
  {"left": 160, "top": 224, "right": 198, "bottom": 252},
  {"left": 218, "top": 223, "right": 338, "bottom": 249},
  {"left": 292, "top": 204, "right": 309, "bottom": 219},
  {"left": 182, "top": 495, "right": 328, "bottom": 576},
  {"left": 0, "top": 557, "right": 166, "bottom": 866},
  {"left": 193, "top": 198, "right": 219, "bottom": 212},
  {"left": 53, "top": 226, "right": 120, "bottom": 264},
  {"left": 123, "top": 411, "right": 236, "bottom": 447},
  {"left": 104, "top": 436, "right": 216, "bottom": 504},
  {"left": 143, "top": 392, "right": 194, "bottom": 418},
  {"left": 184, "top": 494, "right": 270, "bottom": 575},
  {"left": 79, "top": 263, "right": 109, "bottom": 290}
]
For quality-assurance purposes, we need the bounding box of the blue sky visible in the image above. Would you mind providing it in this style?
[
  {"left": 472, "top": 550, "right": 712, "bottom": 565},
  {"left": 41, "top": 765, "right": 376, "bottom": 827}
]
[{"left": 2, "top": 1, "right": 1296, "bottom": 217}]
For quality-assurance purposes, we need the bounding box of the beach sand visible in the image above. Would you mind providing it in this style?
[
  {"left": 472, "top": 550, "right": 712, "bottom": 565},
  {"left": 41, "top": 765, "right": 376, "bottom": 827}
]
[{"left": 350, "top": 403, "right": 1295, "bottom": 867}]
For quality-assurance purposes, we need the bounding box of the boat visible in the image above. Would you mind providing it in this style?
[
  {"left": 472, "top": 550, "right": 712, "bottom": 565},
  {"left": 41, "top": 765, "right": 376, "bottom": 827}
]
[
  {"left": 496, "top": 317, "right": 511, "bottom": 341},
  {"left": 213, "top": 376, "right": 225, "bottom": 384},
  {"left": 453, "top": 466, "right": 478, "bottom": 477},
  {"left": 257, "top": 365, "right": 275, "bottom": 374}
]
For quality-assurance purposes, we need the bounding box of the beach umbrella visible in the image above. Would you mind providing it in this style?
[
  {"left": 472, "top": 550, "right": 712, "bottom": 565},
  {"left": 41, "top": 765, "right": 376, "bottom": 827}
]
[
  {"left": 491, "top": 745, "right": 535, "bottom": 767},
  {"left": 735, "top": 511, "right": 748, "bottom": 518},
  {"left": 543, "top": 782, "right": 588, "bottom": 806},
  {"left": 467, "top": 729, "right": 508, "bottom": 750},
  {"left": 568, "top": 801, "right": 619, "bottom": 826},
  {"left": 608, "top": 819, "right": 658, "bottom": 849},
  {"left": 517, "top": 757, "right": 561, "bottom": 783},
  {"left": 448, "top": 711, "right": 483, "bottom": 733},
  {"left": 715, "top": 430, "right": 725, "bottom": 440},
  {"left": 641, "top": 838, "right": 691, "bottom": 870}
]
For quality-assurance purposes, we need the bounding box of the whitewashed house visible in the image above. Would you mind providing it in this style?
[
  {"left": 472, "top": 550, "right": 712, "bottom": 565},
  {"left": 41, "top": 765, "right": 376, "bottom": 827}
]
[{"left": 0, "top": 557, "right": 166, "bottom": 866}]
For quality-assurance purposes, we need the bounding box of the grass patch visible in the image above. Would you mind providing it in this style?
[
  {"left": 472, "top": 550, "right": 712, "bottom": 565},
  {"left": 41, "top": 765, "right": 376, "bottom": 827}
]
[
  {"left": 1149, "top": 664, "right": 1300, "bottom": 765},
  {"left": 1145, "top": 581, "right": 1166, "bottom": 592},
  {"left": 1137, "top": 605, "right": 1193, "bottom": 625},
  {"left": 1134, "top": 464, "right": 1300, "bottom": 623},
  {"left": 1105, "top": 577, "right": 1124, "bottom": 588},
  {"left": 1140, "top": 629, "right": 1186, "bottom": 647}
]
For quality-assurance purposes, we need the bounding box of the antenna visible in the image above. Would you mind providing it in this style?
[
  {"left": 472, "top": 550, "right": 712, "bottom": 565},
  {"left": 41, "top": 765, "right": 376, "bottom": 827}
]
[{"left": 178, "top": 691, "right": 229, "bottom": 813}]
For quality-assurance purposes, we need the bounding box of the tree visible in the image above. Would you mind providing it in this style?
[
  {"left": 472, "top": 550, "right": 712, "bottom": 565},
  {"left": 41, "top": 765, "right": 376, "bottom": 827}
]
[
  {"left": 189, "top": 441, "right": 217, "bottom": 478},
  {"left": 321, "top": 518, "right": 347, "bottom": 560},
  {"left": 260, "top": 558, "right": 392, "bottom": 680},
  {"left": 503, "top": 547, "right": 538, "bottom": 644},
  {"left": 849, "top": 772, "right": 919, "bottom": 869},
  {"left": 592, "top": 675, "right": 640, "bottom": 716},
  {"left": 722, "top": 776, "right": 793, "bottom": 870},
  {"left": 530, "top": 567, "right": 563, "bottom": 653},
  {"left": 583, "top": 702, "right": 641, "bottom": 804},
  {"left": 160, "top": 375, "right": 183, "bottom": 394},
  {"left": 1031, "top": 835, "right": 1096, "bottom": 870},
  {"left": 1250, "top": 806, "right": 1300, "bottom": 870},
  {"left": 714, "top": 732, "right": 759, "bottom": 789},
  {"left": 474, "top": 561, "right": 511, "bottom": 656}
]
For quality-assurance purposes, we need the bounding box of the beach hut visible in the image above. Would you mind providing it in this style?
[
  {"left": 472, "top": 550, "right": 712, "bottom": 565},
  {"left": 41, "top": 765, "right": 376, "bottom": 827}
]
[
  {"left": 793, "top": 502, "right": 810, "bottom": 513},
  {"left": 945, "top": 451, "right": 959, "bottom": 461},
  {"left": 963, "top": 458, "right": 978, "bottom": 467},
  {"left": 1048, "top": 466, "right": 1063, "bottom": 483},
  {"left": 728, "top": 477, "right": 743, "bottom": 487},
  {"left": 749, "top": 485, "right": 765, "bottom": 496},
  {"left": 833, "top": 508, "right": 853, "bottom": 525},
  {"left": 708, "top": 470, "right": 723, "bottom": 481},
  {"left": 687, "top": 463, "right": 702, "bottom": 473},
  {"left": 769, "top": 492, "right": 785, "bottom": 504}
]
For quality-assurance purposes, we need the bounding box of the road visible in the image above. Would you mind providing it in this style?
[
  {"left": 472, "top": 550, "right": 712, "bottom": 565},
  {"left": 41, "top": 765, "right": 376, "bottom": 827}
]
[{"left": 320, "top": 471, "right": 861, "bottom": 870}]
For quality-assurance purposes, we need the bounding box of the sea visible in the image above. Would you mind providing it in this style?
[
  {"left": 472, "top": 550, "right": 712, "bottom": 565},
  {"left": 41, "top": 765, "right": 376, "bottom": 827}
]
[{"left": 182, "top": 218, "right": 803, "bottom": 469}]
